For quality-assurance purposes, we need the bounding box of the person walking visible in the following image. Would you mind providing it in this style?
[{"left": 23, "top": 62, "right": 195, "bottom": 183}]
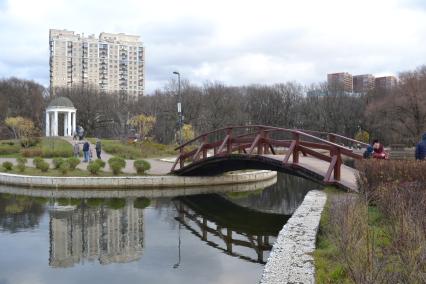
[
  {"left": 415, "top": 133, "right": 426, "bottom": 160},
  {"left": 95, "top": 139, "right": 102, "bottom": 159},
  {"left": 83, "top": 141, "right": 90, "bottom": 162},
  {"left": 73, "top": 142, "right": 80, "bottom": 158}
]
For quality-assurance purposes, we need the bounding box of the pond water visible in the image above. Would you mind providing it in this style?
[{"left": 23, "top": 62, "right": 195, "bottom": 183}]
[{"left": 0, "top": 173, "right": 318, "bottom": 284}]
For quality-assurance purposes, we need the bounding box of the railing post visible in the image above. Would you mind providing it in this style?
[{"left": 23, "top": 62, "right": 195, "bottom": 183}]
[
  {"left": 334, "top": 148, "right": 341, "bottom": 181},
  {"left": 202, "top": 135, "right": 208, "bottom": 159},
  {"left": 226, "top": 128, "right": 232, "bottom": 154},
  {"left": 257, "top": 128, "right": 264, "bottom": 155},
  {"left": 328, "top": 133, "right": 336, "bottom": 143},
  {"left": 292, "top": 132, "right": 299, "bottom": 164},
  {"left": 179, "top": 147, "right": 184, "bottom": 168},
  {"left": 263, "top": 132, "right": 269, "bottom": 154}
]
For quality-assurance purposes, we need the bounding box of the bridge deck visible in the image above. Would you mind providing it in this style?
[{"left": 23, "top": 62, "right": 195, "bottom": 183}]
[{"left": 264, "top": 154, "right": 358, "bottom": 191}]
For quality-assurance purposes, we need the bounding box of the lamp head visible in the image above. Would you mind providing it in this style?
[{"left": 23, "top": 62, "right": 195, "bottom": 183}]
[{"left": 173, "top": 71, "right": 180, "bottom": 75}]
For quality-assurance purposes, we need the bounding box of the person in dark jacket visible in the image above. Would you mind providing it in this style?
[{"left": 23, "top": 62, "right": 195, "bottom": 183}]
[
  {"left": 83, "top": 141, "right": 90, "bottom": 162},
  {"left": 415, "top": 133, "right": 426, "bottom": 160},
  {"left": 95, "top": 139, "right": 102, "bottom": 159}
]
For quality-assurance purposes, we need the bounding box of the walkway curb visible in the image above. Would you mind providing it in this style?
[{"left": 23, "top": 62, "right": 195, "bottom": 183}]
[
  {"left": 0, "top": 170, "right": 276, "bottom": 190},
  {"left": 260, "top": 190, "right": 327, "bottom": 284}
]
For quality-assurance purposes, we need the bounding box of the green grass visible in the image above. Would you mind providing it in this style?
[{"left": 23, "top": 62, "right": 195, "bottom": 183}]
[
  {"left": 0, "top": 165, "right": 136, "bottom": 177},
  {"left": 0, "top": 138, "right": 73, "bottom": 158},
  {"left": 40, "top": 137, "right": 73, "bottom": 157},
  {"left": 88, "top": 138, "right": 177, "bottom": 159},
  {"left": 314, "top": 190, "right": 390, "bottom": 284}
]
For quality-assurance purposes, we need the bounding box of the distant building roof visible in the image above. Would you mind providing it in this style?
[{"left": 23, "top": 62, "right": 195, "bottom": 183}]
[{"left": 47, "top": 97, "right": 75, "bottom": 109}]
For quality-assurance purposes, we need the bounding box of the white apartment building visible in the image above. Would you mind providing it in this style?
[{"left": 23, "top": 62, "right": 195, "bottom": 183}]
[{"left": 49, "top": 29, "right": 145, "bottom": 98}]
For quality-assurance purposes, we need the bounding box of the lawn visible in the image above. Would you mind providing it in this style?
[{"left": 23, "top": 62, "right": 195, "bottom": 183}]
[
  {"left": 0, "top": 137, "right": 73, "bottom": 158},
  {"left": 88, "top": 138, "right": 177, "bottom": 159}
]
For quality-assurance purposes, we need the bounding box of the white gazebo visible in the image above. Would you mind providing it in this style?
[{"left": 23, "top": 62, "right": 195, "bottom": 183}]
[{"left": 45, "top": 97, "right": 77, "bottom": 137}]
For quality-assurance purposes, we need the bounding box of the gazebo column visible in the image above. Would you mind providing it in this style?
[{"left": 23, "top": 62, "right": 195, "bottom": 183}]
[
  {"left": 64, "top": 112, "right": 68, "bottom": 136},
  {"left": 53, "top": 111, "right": 59, "bottom": 136},
  {"left": 72, "top": 111, "right": 76, "bottom": 135},
  {"left": 67, "top": 111, "right": 72, "bottom": 136},
  {"left": 45, "top": 111, "right": 50, "bottom": 136}
]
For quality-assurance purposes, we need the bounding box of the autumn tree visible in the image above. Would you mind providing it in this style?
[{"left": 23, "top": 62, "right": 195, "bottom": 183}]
[
  {"left": 128, "top": 114, "right": 156, "bottom": 141},
  {"left": 181, "top": 124, "right": 195, "bottom": 142},
  {"left": 5, "top": 116, "right": 38, "bottom": 147}
]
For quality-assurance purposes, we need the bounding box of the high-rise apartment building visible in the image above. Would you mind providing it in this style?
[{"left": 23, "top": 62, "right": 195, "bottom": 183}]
[
  {"left": 353, "top": 74, "right": 375, "bottom": 93},
  {"left": 375, "top": 76, "right": 397, "bottom": 91},
  {"left": 49, "top": 29, "right": 145, "bottom": 98},
  {"left": 327, "top": 72, "right": 353, "bottom": 92}
]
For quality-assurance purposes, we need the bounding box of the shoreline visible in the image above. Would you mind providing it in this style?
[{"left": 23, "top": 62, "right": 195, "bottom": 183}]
[{"left": 0, "top": 170, "right": 277, "bottom": 190}]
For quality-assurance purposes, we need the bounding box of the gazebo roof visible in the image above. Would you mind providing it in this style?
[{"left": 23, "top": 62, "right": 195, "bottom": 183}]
[{"left": 47, "top": 97, "right": 75, "bottom": 109}]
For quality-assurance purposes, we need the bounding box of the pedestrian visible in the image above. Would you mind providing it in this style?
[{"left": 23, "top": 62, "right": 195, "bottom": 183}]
[
  {"left": 372, "top": 139, "right": 387, "bottom": 159},
  {"left": 95, "top": 139, "right": 102, "bottom": 159},
  {"left": 79, "top": 126, "right": 85, "bottom": 141},
  {"left": 415, "top": 132, "right": 426, "bottom": 160},
  {"left": 363, "top": 143, "right": 374, "bottom": 159},
  {"left": 83, "top": 141, "right": 90, "bottom": 162},
  {"left": 73, "top": 142, "right": 80, "bottom": 158}
]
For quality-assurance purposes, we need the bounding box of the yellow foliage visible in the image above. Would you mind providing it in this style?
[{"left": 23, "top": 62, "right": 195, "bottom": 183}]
[
  {"left": 355, "top": 130, "right": 370, "bottom": 143},
  {"left": 182, "top": 124, "right": 195, "bottom": 142},
  {"left": 128, "top": 114, "right": 156, "bottom": 140}
]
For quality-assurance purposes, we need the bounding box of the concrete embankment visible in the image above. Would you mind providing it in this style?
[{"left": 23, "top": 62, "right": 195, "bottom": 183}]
[
  {"left": 261, "top": 190, "right": 327, "bottom": 284},
  {"left": 0, "top": 170, "right": 276, "bottom": 190}
]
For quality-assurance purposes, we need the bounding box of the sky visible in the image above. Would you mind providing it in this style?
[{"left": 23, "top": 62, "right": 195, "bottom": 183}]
[{"left": 0, "top": 0, "right": 425, "bottom": 94}]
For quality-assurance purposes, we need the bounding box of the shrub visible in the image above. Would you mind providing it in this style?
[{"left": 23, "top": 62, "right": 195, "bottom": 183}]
[
  {"left": 87, "top": 161, "right": 101, "bottom": 175},
  {"left": 2, "top": 161, "right": 13, "bottom": 171},
  {"left": 16, "top": 157, "right": 27, "bottom": 165},
  {"left": 107, "top": 198, "right": 126, "bottom": 209},
  {"left": 42, "top": 149, "right": 73, "bottom": 158},
  {"left": 52, "top": 157, "right": 64, "bottom": 169},
  {"left": 133, "top": 197, "right": 151, "bottom": 209},
  {"left": 38, "top": 161, "right": 49, "bottom": 172},
  {"left": 21, "top": 148, "right": 43, "bottom": 157},
  {"left": 66, "top": 157, "right": 80, "bottom": 170},
  {"left": 108, "top": 157, "right": 126, "bottom": 175},
  {"left": 16, "top": 163, "right": 26, "bottom": 172},
  {"left": 33, "top": 157, "right": 44, "bottom": 168},
  {"left": 133, "top": 159, "right": 151, "bottom": 174},
  {"left": 94, "top": 159, "right": 106, "bottom": 168},
  {"left": 59, "top": 161, "right": 70, "bottom": 174}
]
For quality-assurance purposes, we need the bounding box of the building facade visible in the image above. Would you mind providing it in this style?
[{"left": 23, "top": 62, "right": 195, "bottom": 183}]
[
  {"left": 353, "top": 74, "right": 375, "bottom": 93},
  {"left": 375, "top": 76, "right": 397, "bottom": 91},
  {"left": 327, "top": 72, "right": 353, "bottom": 93},
  {"left": 49, "top": 29, "right": 145, "bottom": 98}
]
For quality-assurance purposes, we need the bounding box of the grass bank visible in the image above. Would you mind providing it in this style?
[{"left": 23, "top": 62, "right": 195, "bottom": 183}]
[
  {"left": 0, "top": 138, "right": 73, "bottom": 158},
  {"left": 315, "top": 161, "right": 426, "bottom": 283},
  {"left": 88, "top": 138, "right": 177, "bottom": 159}
]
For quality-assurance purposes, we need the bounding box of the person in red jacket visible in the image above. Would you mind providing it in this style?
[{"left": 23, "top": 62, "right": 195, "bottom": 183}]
[{"left": 372, "top": 140, "right": 388, "bottom": 159}]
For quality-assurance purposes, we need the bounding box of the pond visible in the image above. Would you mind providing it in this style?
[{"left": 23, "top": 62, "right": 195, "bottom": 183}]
[{"left": 0, "top": 173, "right": 318, "bottom": 284}]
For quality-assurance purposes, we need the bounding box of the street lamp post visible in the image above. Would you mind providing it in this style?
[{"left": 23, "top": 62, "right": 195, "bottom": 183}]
[{"left": 173, "top": 71, "right": 182, "bottom": 145}]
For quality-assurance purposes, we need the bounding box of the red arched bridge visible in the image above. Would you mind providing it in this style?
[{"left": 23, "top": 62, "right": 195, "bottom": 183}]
[{"left": 171, "top": 125, "right": 369, "bottom": 191}]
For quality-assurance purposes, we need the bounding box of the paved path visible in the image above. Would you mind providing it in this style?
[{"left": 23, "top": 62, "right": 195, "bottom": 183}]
[
  {"left": 265, "top": 154, "right": 358, "bottom": 191},
  {"left": 0, "top": 138, "right": 174, "bottom": 175}
]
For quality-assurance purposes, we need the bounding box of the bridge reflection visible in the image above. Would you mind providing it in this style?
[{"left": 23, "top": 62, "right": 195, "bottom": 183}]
[
  {"left": 173, "top": 194, "right": 289, "bottom": 264},
  {"left": 49, "top": 199, "right": 144, "bottom": 268}
]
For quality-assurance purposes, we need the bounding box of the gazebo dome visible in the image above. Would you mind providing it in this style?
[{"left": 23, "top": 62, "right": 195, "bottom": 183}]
[{"left": 48, "top": 97, "right": 75, "bottom": 108}]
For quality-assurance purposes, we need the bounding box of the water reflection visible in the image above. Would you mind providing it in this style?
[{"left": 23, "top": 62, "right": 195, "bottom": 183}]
[
  {"left": 49, "top": 199, "right": 145, "bottom": 267},
  {"left": 0, "top": 194, "right": 45, "bottom": 233},
  {"left": 173, "top": 194, "right": 289, "bottom": 264},
  {"left": 0, "top": 173, "right": 317, "bottom": 284},
  {"left": 224, "top": 173, "right": 318, "bottom": 215}
]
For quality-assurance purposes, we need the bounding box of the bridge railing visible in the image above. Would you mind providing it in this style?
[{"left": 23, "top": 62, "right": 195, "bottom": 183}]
[{"left": 172, "top": 125, "right": 366, "bottom": 183}]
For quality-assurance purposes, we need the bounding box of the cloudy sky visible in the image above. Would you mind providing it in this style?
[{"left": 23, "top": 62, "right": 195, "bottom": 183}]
[{"left": 0, "top": 0, "right": 425, "bottom": 93}]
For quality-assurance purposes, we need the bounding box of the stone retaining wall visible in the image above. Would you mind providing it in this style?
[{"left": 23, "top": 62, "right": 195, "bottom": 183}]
[
  {"left": 0, "top": 170, "right": 276, "bottom": 190},
  {"left": 260, "top": 190, "right": 327, "bottom": 284}
]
